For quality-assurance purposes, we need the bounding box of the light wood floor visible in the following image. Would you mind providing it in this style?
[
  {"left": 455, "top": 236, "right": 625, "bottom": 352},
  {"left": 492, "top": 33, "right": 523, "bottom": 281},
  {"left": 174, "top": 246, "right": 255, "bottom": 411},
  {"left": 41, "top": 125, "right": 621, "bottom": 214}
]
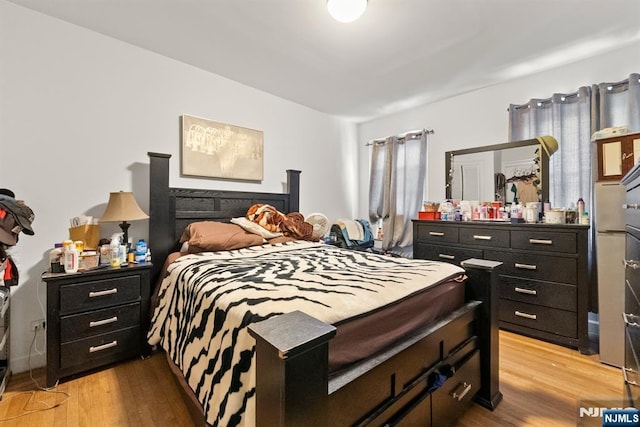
[{"left": 0, "top": 331, "right": 622, "bottom": 426}]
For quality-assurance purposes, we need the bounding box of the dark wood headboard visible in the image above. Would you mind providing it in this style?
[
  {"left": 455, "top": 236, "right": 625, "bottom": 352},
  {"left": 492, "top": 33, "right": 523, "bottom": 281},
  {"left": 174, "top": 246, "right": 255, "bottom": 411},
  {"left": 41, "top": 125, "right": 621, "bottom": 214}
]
[{"left": 148, "top": 152, "right": 301, "bottom": 285}]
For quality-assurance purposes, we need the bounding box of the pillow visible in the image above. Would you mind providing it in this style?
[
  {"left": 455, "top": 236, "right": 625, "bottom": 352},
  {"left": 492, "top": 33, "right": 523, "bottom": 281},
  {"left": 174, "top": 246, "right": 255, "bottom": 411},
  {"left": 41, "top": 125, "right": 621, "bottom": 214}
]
[
  {"left": 230, "top": 217, "right": 284, "bottom": 239},
  {"left": 180, "top": 221, "right": 264, "bottom": 253}
]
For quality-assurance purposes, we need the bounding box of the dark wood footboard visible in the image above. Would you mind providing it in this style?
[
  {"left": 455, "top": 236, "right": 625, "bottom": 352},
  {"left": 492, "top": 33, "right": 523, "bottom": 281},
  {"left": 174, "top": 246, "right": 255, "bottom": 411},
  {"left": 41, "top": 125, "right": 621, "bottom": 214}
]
[{"left": 249, "top": 259, "right": 502, "bottom": 426}]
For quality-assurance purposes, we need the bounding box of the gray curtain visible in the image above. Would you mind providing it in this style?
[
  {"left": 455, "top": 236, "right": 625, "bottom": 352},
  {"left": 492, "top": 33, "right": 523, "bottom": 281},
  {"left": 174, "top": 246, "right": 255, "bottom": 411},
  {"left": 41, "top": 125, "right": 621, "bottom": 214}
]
[
  {"left": 369, "top": 132, "right": 427, "bottom": 253},
  {"left": 508, "top": 86, "right": 592, "bottom": 209},
  {"left": 593, "top": 73, "right": 640, "bottom": 132}
]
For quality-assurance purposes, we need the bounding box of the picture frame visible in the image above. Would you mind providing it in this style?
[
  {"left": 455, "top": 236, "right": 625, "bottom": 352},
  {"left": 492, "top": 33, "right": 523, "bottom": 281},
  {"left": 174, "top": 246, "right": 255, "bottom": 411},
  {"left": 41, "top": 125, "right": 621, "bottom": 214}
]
[{"left": 181, "top": 114, "right": 264, "bottom": 181}]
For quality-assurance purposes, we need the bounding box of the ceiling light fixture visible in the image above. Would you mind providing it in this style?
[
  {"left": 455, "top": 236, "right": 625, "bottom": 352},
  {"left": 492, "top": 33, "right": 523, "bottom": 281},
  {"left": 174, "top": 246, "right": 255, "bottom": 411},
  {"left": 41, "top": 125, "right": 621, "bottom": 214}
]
[{"left": 327, "top": 0, "right": 367, "bottom": 23}]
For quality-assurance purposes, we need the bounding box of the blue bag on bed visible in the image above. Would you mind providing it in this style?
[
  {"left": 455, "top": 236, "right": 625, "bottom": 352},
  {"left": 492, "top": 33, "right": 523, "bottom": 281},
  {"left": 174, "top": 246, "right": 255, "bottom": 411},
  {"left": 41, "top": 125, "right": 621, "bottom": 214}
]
[{"left": 331, "top": 219, "right": 374, "bottom": 251}]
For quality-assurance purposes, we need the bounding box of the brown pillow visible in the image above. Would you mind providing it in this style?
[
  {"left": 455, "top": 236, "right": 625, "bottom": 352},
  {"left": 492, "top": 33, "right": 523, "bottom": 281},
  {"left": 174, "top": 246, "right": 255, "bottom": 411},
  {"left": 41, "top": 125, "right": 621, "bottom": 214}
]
[{"left": 181, "top": 221, "right": 264, "bottom": 253}]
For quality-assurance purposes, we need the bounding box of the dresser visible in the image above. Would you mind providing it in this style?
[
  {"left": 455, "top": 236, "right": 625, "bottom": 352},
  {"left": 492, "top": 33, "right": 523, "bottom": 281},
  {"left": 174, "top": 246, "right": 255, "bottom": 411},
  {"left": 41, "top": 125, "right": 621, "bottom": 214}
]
[
  {"left": 413, "top": 220, "right": 590, "bottom": 353},
  {"left": 42, "top": 263, "right": 151, "bottom": 387},
  {"left": 622, "top": 163, "right": 640, "bottom": 406}
]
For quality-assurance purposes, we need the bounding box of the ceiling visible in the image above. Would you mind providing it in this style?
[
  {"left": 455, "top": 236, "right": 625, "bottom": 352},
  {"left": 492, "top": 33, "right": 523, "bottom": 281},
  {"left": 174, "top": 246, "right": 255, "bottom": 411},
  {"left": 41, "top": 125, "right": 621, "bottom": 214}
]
[{"left": 8, "top": 0, "right": 640, "bottom": 122}]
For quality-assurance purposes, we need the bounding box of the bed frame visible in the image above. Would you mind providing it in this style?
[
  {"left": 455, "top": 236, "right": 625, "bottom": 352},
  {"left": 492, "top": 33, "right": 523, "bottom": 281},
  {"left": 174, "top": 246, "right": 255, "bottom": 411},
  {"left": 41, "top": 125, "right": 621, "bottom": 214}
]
[{"left": 147, "top": 152, "right": 502, "bottom": 426}]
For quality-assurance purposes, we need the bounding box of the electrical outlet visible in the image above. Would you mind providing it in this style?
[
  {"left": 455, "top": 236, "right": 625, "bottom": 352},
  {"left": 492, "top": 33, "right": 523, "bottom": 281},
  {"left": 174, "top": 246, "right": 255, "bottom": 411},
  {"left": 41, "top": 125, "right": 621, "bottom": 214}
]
[{"left": 30, "top": 319, "right": 45, "bottom": 331}]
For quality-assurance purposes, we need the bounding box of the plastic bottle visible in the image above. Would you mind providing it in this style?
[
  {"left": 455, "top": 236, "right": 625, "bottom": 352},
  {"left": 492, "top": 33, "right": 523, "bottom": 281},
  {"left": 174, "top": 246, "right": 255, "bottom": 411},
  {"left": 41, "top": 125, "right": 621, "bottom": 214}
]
[
  {"left": 63, "top": 243, "right": 80, "bottom": 273},
  {"left": 110, "top": 234, "right": 121, "bottom": 267},
  {"left": 581, "top": 211, "right": 590, "bottom": 225},
  {"left": 135, "top": 239, "right": 148, "bottom": 263},
  {"left": 120, "top": 241, "right": 127, "bottom": 266},
  {"left": 49, "top": 243, "right": 64, "bottom": 273},
  {"left": 577, "top": 198, "right": 585, "bottom": 223}
]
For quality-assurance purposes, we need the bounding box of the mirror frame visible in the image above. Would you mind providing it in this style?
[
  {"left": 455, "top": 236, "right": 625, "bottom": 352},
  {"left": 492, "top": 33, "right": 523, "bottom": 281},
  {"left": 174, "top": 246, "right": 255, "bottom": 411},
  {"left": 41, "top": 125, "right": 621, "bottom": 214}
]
[{"left": 445, "top": 138, "right": 549, "bottom": 203}]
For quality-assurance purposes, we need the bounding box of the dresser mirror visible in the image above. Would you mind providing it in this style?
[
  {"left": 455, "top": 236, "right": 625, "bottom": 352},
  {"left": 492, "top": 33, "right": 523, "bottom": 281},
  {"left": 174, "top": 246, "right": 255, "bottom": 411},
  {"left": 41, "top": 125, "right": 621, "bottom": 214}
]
[{"left": 445, "top": 137, "right": 551, "bottom": 203}]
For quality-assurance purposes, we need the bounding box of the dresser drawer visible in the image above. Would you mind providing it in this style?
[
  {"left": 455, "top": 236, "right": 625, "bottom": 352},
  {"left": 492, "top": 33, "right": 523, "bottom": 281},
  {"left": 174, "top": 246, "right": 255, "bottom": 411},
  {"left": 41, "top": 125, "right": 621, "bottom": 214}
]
[
  {"left": 459, "top": 227, "right": 509, "bottom": 248},
  {"left": 499, "top": 300, "right": 576, "bottom": 338},
  {"left": 414, "top": 243, "right": 482, "bottom": 265},
  {"left": 59, "top": 275, "right": 141, "bottom": 314},
  {"left": 626, "top": 261, "right": 640, "bottom": 316},
  {"left": 511, "top": 230, "right": 577, "bottom": 254},
  {"left": 499, "top": 277, "right": 576, "bottom": 312},
  {"left": 60, "top": 302, "right": 141, "bottom": 343},
  {"left": 60, "top": 327, "right": 140, "bottom": 369},
  {"left": 415, "top": 224, "right": 458, "bottom": 243},
  {"left": 625, "top": 314, "right": 640, "bottom": 371},
  {"left": 625, "top": 185, "right": 640, "bottom": 229},
  {"left": 485, "top": 250, "right": 577, "bottom": 284},
  {"left": 624, "top": 316, "right": 640, "bottom": 406}
]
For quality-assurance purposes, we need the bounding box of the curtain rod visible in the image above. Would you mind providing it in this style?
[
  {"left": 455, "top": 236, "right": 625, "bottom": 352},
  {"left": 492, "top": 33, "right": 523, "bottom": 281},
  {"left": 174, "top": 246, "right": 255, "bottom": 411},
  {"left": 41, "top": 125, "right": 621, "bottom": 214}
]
[{"left": 365, "top": 128, "right": 434, "bottom": 146}]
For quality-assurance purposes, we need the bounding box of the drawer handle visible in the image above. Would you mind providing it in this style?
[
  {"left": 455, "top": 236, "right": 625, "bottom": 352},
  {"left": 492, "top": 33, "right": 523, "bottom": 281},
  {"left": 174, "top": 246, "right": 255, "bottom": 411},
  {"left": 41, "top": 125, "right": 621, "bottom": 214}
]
[
  {"left": 89, "top": 316, "right": 119, "bottom": 328},
  {"left": 515, "top": 263, "right": 537, "bottom": 270},
  {"left": 439, "top": 254, "right": 455, "bottom": 260},
  {"left": 88, "top": 288, "right": 118, "bottom": 298},
  {"left": 429, "top": 231, "right": 445, "bottom": 237},
  {"left": 451, "top": 382, "right": 472, "bottom": 401},
  {"left": 89, "top": 340, "right": 118, "bottom": 353},
  {"left": 515, "top": 310, "right": 537, "bottom": 320},
  {"left": 623, "top": 313, "right": 640, "bottom": 328},
  {"left": 473, "top": 235, "right": 492, "bottom": 241},
  {"left": 623, "top": 367, "right": 640, "bottom": 387},
  {"left": 624, "top": 260, "right": 640, "bottom": 269},
  {"left": 514, "top": 287, "right": 537, "bottom": 296},
  {"left": 529, "top": 239, "right": 553, "bottom": 245},
  {"left": 624, "top": 204, "right": 640, "bottom": 210}
]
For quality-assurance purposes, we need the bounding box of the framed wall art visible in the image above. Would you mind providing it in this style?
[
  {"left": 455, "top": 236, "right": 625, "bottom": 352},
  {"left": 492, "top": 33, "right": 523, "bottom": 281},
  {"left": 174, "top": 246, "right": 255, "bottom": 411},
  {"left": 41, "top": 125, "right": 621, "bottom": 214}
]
[{"left": 181, "top": 114, "right": 264, "bottom": 181}]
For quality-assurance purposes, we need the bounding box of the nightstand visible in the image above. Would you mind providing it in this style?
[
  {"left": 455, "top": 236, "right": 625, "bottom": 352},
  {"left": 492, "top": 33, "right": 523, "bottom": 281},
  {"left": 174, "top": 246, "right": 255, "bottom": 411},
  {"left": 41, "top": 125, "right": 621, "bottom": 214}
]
[{"left": 41, "top": 263, "right": 151, "bottom": 387}]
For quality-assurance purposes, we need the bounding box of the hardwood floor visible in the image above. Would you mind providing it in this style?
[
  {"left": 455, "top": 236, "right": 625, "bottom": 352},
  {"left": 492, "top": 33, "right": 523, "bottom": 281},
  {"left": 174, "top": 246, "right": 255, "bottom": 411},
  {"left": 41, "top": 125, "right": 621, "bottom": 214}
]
[{"left": 0, "top": 331, "right": 622, "bottom": 426}]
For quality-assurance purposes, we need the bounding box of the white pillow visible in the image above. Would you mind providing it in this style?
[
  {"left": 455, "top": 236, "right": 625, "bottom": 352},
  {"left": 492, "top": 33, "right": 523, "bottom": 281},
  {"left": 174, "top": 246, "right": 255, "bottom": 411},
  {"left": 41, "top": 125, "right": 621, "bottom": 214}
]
[{"left": 230, "top": 217, "right": 284, "bottom": 239}]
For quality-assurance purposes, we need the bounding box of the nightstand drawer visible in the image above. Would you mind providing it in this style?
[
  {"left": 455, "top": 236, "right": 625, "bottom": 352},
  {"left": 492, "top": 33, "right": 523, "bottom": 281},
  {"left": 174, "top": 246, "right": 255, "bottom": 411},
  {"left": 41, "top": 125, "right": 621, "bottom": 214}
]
[
  {"left": 499, "top": 300, "right": 576, "bottom": 338},
  {"left": 499, "top": 277, "right": 576, "bottom": 312},
  {"left": 60, "top": 275, "right": 141, "bottom": 314},
  {"left": 60, "top": 327, "right": 140, "bottom": 369},
  {"left": 511, "top": 230, "right": 577, "bottom": 254},
  {"left": 60, "top": 302, "right": 141, "bottom": 343},
  {"left": 459, "top": 227, "right": 509, "bottom": 248}
]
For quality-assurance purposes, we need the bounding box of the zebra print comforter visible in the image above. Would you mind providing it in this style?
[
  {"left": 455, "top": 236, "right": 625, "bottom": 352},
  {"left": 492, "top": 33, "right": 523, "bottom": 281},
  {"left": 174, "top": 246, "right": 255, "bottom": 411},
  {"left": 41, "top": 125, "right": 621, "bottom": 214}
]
[{"left": 147, "top": 240, "right": 464, "bottom": 427}]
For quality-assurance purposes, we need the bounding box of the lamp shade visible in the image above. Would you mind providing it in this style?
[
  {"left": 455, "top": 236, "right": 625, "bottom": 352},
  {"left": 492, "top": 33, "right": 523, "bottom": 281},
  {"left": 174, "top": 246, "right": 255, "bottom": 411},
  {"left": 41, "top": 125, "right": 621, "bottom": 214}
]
[
  {"left": 327, "top": 0, "right": 367, "bottom": 23},
  {"left": 100, "top": 192, "right": 149, "bottom": 223}
]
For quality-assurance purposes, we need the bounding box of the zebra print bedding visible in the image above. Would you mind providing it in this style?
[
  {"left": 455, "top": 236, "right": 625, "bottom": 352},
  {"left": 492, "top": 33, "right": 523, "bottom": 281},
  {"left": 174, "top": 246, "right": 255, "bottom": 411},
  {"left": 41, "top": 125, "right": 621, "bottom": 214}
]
[{"left": 147, "top": 240, "right": 465, "bottom": 427}]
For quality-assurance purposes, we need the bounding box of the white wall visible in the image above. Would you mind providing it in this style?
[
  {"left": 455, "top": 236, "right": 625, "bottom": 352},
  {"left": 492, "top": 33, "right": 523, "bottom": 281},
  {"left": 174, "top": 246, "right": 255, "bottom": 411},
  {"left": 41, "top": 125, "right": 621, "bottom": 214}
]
[
  {"left": 0, "top": 1, "right": 358, "bottom": 373},
  {"left": 357, "top": 42, "right": 640, "bottom": 217}
]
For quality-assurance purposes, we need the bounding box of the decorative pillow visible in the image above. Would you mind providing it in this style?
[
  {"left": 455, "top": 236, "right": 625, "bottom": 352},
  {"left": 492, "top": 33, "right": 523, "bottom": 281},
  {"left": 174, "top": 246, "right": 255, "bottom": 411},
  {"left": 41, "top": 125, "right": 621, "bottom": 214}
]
[
  {"left": 230, "top": 217, "right": 283, "bottom": 239},
  {"left": 180, "top": 221, "right": 264, "bottom": 253}
]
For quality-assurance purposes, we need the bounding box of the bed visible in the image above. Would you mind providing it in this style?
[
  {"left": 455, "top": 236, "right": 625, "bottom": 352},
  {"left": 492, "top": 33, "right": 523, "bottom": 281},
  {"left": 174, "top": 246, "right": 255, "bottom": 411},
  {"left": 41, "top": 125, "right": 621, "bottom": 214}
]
[{"left": 146, "top": 152, "right": 502, "bottom": 426}]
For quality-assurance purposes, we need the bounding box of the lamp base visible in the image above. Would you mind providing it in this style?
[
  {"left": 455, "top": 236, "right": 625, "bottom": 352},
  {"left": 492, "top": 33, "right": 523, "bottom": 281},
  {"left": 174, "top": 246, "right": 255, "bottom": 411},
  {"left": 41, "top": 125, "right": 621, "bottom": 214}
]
[{"left": 119, "top": 221, "right": 131, "bottom": 247}]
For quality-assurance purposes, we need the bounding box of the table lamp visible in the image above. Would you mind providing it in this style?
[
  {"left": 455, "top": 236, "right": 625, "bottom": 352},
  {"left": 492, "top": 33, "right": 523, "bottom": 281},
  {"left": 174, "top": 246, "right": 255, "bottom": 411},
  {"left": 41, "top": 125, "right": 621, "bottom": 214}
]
[{"left": 99, "top": 191, "right": 149, "bottom": 245}]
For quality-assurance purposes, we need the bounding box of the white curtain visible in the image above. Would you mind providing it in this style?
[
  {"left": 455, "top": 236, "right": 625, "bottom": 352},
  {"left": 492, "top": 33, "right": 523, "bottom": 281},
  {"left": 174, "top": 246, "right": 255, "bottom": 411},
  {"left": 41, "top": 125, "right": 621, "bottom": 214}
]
[
  {"left": 593, "top": 73, "right": 640, "bottom": 132},
  {"left": 369, "top": 132, "right": 427, "bottom": 254},
  {"left": 508, "top": 72, "right": 640, "bottom": 210},
  {"left": 508, "top": 86, "right": 592, "bottom": 209}
]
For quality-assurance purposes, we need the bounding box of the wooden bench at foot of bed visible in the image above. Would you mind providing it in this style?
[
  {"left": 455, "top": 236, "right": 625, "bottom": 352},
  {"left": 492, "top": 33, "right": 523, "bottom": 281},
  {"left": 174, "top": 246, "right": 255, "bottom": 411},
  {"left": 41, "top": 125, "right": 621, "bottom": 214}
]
[{"left": 249, "top": 259, "right": 502, "bottom": 427}]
